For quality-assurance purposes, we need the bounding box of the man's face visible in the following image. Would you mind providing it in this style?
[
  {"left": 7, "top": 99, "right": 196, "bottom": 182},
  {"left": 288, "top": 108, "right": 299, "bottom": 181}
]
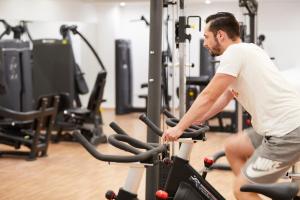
[{"left": 203, "top": 24, "right": 222, "bottom": 57}]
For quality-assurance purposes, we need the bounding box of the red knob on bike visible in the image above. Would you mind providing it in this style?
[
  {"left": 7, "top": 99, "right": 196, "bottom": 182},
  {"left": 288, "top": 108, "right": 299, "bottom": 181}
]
[
  {"left": 156, "top": 190, "right": 169, "bottom": 199},
  {"left": 204, "top": 157, "right": 214, "bottom": 168},
  {"left": 105, "top": 190, "right": 116, "bottom": 199},
  {"left": 163, "top": 157, "right": 173, "bottom": 166},
  {"left": 246, "top": 119, "right": 251, "bottom": 126}
]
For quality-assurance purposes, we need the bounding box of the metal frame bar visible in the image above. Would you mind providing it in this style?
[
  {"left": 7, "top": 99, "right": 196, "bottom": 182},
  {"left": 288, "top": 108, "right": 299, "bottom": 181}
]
[{"left": 146, "top": 0, "right": 163, "bottom": 199}]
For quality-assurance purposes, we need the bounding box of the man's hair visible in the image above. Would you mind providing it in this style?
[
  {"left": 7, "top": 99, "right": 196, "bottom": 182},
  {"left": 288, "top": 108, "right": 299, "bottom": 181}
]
[{"left": 205, "top": 12, "right": 240, "bottom": 40}]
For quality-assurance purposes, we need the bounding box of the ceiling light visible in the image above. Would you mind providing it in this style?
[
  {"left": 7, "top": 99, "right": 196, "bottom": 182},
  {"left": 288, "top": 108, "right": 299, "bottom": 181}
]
[
  {"left": 205, "top": 0, "right": 211, "bottom": 4},
  {"left": 120, "top": 2, "right": 126, "bottom": 7}
]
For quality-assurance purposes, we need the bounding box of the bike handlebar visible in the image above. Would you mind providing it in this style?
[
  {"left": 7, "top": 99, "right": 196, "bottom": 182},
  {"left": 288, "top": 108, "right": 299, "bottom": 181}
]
[
  {"left": 109, "top": 122, "right": 155, "bottom": 151},
  {"left": 74, "top": 130, "right": 167, "bottom": 164},
  {"left": 139, "top": 113, "right": 209, "bottom": 140},
  {"left": 162, "top": 109, "right": 176, "bottom": 118}
]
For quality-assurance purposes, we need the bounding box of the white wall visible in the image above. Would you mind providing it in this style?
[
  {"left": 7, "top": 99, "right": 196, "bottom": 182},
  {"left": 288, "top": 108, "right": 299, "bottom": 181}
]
[
  {"left": 258, "top": 0, "right": 300, "bottom": 70},
  {"left": 0, "top": 0, "right": 300, "bottom": 109},
  {"left": 0, "top": 0, "right": 97, "bottom": 22},
  {"left": 0, "top": 0, "right": 99, "bottom": 106},
  {"left": 94, "top": 2, "right": 150, "bottom": 108}
]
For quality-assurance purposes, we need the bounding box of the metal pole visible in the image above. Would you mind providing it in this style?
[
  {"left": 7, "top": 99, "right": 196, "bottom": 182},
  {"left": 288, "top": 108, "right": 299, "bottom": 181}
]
[
  {"left": 178, "top": 0, "right": 186, "bottom": 118},
  {"left": 146, "top": 0, "right": 163, "bottom": 199},
  {"left": 171, "top": 0, "right": 177, "bottom": 116},
  {"left": 249, "top": 14, "right": 256, "bottom": 43}
]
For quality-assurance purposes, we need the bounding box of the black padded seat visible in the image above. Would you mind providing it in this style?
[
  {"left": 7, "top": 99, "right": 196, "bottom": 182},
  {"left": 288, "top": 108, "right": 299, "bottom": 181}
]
[{"left": 240, "top": 182, "right": 299, "bottom": 200}]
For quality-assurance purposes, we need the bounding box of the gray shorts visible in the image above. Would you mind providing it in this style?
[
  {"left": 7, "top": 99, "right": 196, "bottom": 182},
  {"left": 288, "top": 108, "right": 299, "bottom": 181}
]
[{"left": 242, "top": 127, "right": 300, "bottom": 184}]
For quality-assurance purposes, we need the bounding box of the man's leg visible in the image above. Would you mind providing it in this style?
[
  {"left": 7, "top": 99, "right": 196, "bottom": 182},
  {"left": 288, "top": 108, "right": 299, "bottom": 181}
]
[
  {"left": 224, "top": 128, "right": 263, "bottom": 199},
  {"left": 224, "top": 132, "right": 255, "bottom": 175}
]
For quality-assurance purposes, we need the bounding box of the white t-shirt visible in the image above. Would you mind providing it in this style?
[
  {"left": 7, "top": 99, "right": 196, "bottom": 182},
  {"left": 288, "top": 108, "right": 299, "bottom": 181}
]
[{"left": 217, "top": 43, "right": 300, "bottom": 137}]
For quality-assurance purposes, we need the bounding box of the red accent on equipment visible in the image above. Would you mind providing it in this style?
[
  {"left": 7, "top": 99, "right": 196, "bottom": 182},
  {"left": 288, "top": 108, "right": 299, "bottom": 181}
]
[
  {"left": 155, "top": 190, "right": 169, "bottom": 199},
  {"left": 246, "top": 119, "right": 251, "bottom": 126},
  {"left": 105, "top": 190, "right": 116, "bottom": 199},
  {"left": 204, "top": 157, "right": 214, "bottom": 167}
]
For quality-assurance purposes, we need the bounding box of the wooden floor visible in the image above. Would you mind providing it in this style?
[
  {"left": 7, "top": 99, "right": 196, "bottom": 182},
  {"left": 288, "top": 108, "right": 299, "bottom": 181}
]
[{"left": 0, "top": 109, "right": 239, "bottom": 200}]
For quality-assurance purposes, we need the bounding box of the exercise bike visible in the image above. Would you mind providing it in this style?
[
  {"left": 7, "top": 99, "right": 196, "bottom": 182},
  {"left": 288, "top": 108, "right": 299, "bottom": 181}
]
[
  {"left": 75, "top": 112, "right": 299, "bottom": 200},
  {"left": 74, "top": 114, "right": 207, "bottom": 200},
  {"left": 74, "top": 123, "right": 167, "bottom": 200},
  {"left": 139, "top": 111, "right": 300, "bottom": 200}
]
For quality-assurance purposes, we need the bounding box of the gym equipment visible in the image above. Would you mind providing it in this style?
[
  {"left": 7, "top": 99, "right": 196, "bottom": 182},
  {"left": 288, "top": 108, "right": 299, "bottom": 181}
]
[
  {"left": 115, "top": 38, "right": 171, "bottom": 115},
  {"left": 32, "top": 39, "right": 76, "bottom": 105},
  {"left": 74, "top": 124, "right": 168, "bottom": 200},
  {"left": 32, "top": 24, "right": 107, "bottom": 145},
  {"left": 0, "top": 20, "right": 34, "bottom": 112},
  {"left": 140, "top": 112, "right": 300, "bottom": 200},
  {"left": 0, "top": 20, "right": 24, "bottom": 40},
  {"left": 241, "top": 183, "right": 299, "bottom": 200},
  {"left": 145, "top": 1, "right": 164, "bottom": 199},
  {"left": 0, "top": 95, "right": 59, "bottom": 160},
  {"left": 239, "top": 0, "right": 258, "bottom": 43},
  {"left": 0, "top": 20, "right": 57, "bottom": 161},
  {"left": 0, "top": 40, "right": 33, "bottom": 112},
  {"left": 54, "top": 25, "right": 107, "bottom": 145},
  {"left": 141, "top": 111, "right": 225, "bottom": 200},
  {"left": 115, "top": 39, "right": 146, "bottom": 114},
  {"left": 74, "top": 110, "right": 208, "bottom": 200},
  {"left": 130, "top": 15, "right": 150, "bottom": 26},
  {"left": 144, "top": 1, "right": 201, "bottom": 198},
  {"left": 75, "top": 110, "right": 299, "bottom": 200}
]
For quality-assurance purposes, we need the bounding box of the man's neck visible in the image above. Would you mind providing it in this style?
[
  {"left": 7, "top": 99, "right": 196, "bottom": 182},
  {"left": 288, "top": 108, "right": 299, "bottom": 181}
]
[{"left": 222, "top": 38, "right": 242, "bottom": 52}]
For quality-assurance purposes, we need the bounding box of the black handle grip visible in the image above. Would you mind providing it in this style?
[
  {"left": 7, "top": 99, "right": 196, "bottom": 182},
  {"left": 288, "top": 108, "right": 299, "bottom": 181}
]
[
  {"left": 108, "top": 134, "right": 141, "bottom": 155},
  {"left": 139, "top": 114, "right": 163, "bottom": 136},
  {"left": 109, "top": 122, "right": 128, "bottom": 135},
  {"left": 165, "top": 118, "right": 208, "bottom": 132},
  {"left": 162, "top": 109, "right": 176, "bottom": 118},
  {"left": 109, "top": 122, "right": 154, "bottom": 150},
  {"left": 108, "top": 134, "right": 154, "bottom": 154}
]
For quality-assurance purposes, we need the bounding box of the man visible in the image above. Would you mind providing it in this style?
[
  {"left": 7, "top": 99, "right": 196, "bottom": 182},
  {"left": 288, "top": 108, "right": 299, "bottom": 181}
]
[{"left": 162, "top": 12, "right": 300, "bottom": 200}]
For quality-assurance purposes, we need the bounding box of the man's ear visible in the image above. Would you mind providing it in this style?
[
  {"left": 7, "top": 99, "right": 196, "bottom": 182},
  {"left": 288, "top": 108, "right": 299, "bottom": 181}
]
[{"left": 218, "top": 30, "right": 226, "bottom": 41}]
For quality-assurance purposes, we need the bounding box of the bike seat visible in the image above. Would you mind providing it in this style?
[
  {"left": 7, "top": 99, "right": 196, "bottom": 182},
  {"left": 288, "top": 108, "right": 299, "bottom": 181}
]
[{"left": 240, "top": 182, "right": 299, "bottom": 200}]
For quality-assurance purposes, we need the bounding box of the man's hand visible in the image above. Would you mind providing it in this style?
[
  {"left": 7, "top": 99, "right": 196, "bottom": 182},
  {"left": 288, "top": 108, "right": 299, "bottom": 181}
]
[{"left": 162, "top": 126, "right": 184, "bottom": 142}]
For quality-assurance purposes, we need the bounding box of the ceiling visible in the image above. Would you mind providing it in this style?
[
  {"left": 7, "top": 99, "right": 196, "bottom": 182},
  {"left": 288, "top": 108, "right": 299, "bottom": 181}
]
[
  {"left": 50, "top": 0, "right": 300, "bottom": 4},
  {"left": 80, "top": 0, "right": 298, "bottom": 2},
  {"left": 82, "top": 0, "right": 236, "bottom": 2}
]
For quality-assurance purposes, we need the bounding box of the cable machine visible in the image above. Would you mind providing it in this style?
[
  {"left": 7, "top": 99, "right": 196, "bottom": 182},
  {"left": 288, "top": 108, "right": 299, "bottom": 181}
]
[{"left": 146, "top": 0, "right": 201, "bottom": 199}]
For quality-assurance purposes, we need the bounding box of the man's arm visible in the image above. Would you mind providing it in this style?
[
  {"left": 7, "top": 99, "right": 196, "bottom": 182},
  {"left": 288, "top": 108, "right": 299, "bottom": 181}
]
[
  {"left": 163, "top": 73, "right": 236, "bottom": 141},
  {"left": 193, "top": 89, "right": 234, "bottom": 125}
]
